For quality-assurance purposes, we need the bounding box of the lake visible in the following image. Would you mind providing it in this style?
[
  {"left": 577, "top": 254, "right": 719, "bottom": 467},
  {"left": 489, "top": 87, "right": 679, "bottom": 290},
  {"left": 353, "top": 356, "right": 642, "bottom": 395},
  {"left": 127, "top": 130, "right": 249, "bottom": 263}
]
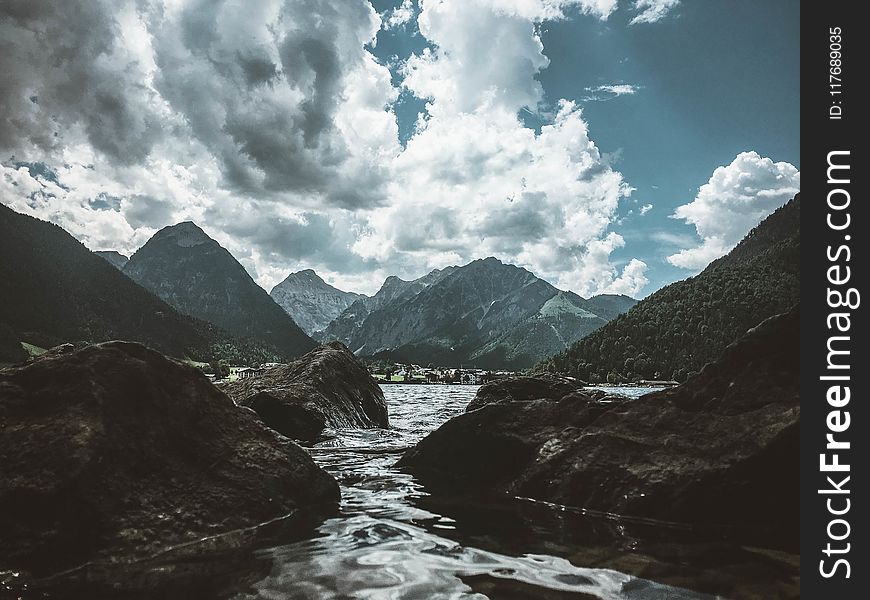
[
  {"left": 12, "top": 383, "right": 795, "bottom": 599},
  {"left": 231, "top": 384, "right": 786, "bottom": 599}
]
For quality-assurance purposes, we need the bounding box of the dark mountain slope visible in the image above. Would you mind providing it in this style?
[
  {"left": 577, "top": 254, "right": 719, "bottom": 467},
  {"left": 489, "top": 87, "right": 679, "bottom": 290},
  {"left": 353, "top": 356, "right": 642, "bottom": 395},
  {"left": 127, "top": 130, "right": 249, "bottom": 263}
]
[
  {"left": 322, "top": 258, "right": 635, "bottom": 369},
  {"left": 0, "top": 204, "right": 266, "bottom": 362},
  {"left": 124, "top": 222, "right": 316, "bottom": 360},
  {"left": 584, "top": 294, "right": 638, "bottom": 321},
  {"left": 318, "top": 267, "right": 456, "bottom": 346},
  {"left": 95, "top": 250, "right": 129, "bottom": 270},
  {"left": 537, "top": 194, "right": 800, "bottom": 381}
]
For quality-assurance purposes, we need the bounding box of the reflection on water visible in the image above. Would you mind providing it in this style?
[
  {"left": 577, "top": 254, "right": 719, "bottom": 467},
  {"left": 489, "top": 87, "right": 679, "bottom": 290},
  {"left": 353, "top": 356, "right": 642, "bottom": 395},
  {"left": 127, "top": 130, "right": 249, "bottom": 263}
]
[
  {"left": 8, "top": 384, "right": 797, "bottom": 599},
  {"left": 234, "top": 384, "right": 796, "bottom": 600}
]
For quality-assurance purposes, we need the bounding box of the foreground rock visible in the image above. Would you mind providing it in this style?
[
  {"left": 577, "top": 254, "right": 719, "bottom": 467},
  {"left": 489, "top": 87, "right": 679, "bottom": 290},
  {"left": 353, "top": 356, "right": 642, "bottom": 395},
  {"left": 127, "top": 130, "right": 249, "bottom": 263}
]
[
  {"left": 0, "top": 342, "right": 339, "bottom": 576},
  {"left": 399, "top": 307, "right": 799, "bottom": 545},
  {"left": 221, "top": 341, "right": 388, "bottom": 442},
  {"left": 465, "top": 374, "right": 586, "bottom": 412}
]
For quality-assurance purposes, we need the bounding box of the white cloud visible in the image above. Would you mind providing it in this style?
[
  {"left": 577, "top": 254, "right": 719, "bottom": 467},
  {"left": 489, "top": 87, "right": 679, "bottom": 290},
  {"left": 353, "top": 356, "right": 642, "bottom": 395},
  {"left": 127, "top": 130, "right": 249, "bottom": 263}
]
[
  {"left": 629, "top": 0, "right": 679, "bottom": 25},
  {"left": 383, "top": 0, "right": 416, "bottom": 29},
  {"left": 605, "top": 258, "right": 649, "bottom": 296},
  {"left": 639, "top": 203, "right": 653, "bottom": 215},
  {"left": 358, "top": 97, "right": 639, "bottom": 295},
  {"left": 354, "top": 0, "right": 640, "bottom": 296},
  {"left": 1, "top": 0, "right": 648, "bottom": 298},
  {"left": 651, "top": 230, "right": 694, "bottom": 247},
  {"left": 556, "top": 233, "right": 648, "bottom": 296},
  {"left": 667, "top": 151, "right": 800, "bottom": 270},
  {"left": 583, "top": 83, "right": 640, "bottom": 101},
  {"left": 150, "top": 0, "right": 398, "bottom": 208}
]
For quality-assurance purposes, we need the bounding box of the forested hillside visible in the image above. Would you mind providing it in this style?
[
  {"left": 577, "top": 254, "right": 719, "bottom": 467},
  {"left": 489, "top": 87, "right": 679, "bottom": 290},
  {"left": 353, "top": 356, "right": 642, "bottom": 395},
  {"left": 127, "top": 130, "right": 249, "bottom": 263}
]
[
  {"left": 0, "top": 204, "right": 279, "bottom": 364},
  {"left": 536, "top": 194, "right": 800, "bottom": 382}
]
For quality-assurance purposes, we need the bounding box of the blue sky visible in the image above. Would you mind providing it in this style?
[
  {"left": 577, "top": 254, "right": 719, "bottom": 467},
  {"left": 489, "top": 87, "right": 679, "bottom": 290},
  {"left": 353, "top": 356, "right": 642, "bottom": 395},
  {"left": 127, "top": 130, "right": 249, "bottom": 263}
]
[
  {"left": 1, "top": 0, "right": 800, "bottom": 297},
  {"left": 370, "top": 0, "right": 800, "bottom": 294}
]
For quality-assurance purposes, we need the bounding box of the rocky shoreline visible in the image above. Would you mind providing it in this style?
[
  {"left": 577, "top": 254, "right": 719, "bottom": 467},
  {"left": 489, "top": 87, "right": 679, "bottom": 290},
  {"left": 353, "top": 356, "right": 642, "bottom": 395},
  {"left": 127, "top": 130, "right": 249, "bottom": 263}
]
[
  {"left": 399, "top": 306, "right": 799, "bottom": 547},
  {"left": 0, "top": 341, "right": 341, "bottom": 586},
  {"left": 1, "top": 310, "right": 799, "bottom": 597}
]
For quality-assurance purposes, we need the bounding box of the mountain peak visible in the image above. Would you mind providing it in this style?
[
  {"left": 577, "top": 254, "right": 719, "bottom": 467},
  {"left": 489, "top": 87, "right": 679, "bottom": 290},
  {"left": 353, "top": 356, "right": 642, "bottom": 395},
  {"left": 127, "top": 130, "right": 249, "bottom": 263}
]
[
  {"left": 152, "top": 221, "right": 214, "bottom": 248},
  {"left": 124, "top": 223, "right": 315, "bottom": 358},
  {"left": 287, "top": 268, "right": 324, "bottom": 284},
  {"left": 468, "top": 256, "right": 504, "bottom": 268},
  {"left": 476, "top": 257, "right": 512, "bottom": 268},
  {"left": 271, "top": 269, "right": 363, "bottom": 335}
]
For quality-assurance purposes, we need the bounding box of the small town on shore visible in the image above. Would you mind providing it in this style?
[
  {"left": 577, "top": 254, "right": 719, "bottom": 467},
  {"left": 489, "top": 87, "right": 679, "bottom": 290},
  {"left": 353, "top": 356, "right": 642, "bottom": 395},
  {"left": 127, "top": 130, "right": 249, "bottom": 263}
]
[
  {"left": 205, "top": 359, "right": 517, "bottom": 385},
  {"left": 204, "top": 359, "right": 678, "bottom": 387}
]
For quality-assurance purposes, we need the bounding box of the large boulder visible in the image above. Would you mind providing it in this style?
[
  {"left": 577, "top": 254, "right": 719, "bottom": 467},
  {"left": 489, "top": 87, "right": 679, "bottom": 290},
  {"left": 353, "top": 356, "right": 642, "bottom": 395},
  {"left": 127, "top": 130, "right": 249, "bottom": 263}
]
[
  {"left": 399, "top": 306, "right": 799, "bottom": 545},
  {"left": 466, "top": 374, "right": 584, "bottom": 412},
  {"left": 221, "top": 341, "right": 388, "bottom": 443},
  {"left": 0, "top": 341, "right": 339, "bottom": 577}
]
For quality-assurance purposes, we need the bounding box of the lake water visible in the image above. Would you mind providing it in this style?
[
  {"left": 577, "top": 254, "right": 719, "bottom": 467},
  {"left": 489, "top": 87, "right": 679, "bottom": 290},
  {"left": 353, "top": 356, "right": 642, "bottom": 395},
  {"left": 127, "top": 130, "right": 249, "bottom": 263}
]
[
  {"left": 230, "top": 384, "right": 739, "bottom": 600},
  {"left": 11, "top": 384, "right": 796, "bottom": 599}
]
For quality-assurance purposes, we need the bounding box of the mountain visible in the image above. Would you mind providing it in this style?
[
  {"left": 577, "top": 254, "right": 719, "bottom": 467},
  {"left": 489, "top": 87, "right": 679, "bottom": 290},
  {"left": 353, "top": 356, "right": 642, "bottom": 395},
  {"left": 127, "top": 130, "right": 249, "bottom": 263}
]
[
  {"left": 269, "top": 269, "right": 364, "bottom": 335},
  {"left": 0, "top": 203, "right": 269, "bottom": 363},
  {"left": 319, "top": 257, "right": 636, "bottom": 369},
  {"left": 537, "top": 194, "right": 800, "bottom": 382},
  {"left": 123, "top": 222, "right": 316, "bottom": 360},
  {"left": 95, "top": 250, "right": 129, "bottom": 270},
  {"left": 317, "top": 267, "right": 456, "bottom": 344},
  {"left": 583, "top": 294, "right": 639, "bottom": 321}
]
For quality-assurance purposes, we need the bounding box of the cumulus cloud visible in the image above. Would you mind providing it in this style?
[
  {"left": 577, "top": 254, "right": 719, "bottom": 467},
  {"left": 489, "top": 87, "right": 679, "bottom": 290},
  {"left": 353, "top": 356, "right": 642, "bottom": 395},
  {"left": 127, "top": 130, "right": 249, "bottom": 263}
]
[
  {"left": 382, "top": 0, "right": 416, "bottom": 29},
  {"left": 1, "top": 0, "right": 652, "bottom": 298},
  {"left": 353, "top": 0, "right": 644, "bottom": 296},
  {"left": 0, "top": 1, "right": 165, "bottom": 164},
  {"left": 583, "top": 83, "right": 640, "bottom": 101},
  {"left": 667, "top": 151, "right": 800, "bottom": 270},
  {"left": 639, "top": 203, "right": 653, "bottom": 215},
  {"left": 629, "top": 0, "right": 679, "bottom": 25},
  {"left": 2, "top": 0, "right": 399, "bottom": 209},
  {"left": 150, "top": 0, "right": 400, "bottom": 207}
]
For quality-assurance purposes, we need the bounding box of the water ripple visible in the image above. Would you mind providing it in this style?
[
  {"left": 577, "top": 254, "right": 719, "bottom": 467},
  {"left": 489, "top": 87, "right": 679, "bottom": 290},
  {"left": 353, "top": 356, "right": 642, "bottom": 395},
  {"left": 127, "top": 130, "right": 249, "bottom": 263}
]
[{"left": 234, "top": 385, "right": 721, "bottom": 600}]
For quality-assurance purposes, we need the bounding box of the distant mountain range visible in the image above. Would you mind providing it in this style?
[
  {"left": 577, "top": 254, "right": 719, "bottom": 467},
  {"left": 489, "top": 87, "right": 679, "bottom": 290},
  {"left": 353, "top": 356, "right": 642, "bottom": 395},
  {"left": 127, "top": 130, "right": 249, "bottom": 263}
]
[
  {"left": 537, "top": 194, "right": 800, "bottom": 382},
  {"left": 317, "top": 267, "right": 457, "bottom": 346},
  {"left": 0, "top": 202, "right": 635, "bottom": 369},
  {"left": 122, "top": 222, "right": 316, "bottom": 360},
  {"left": 0, "top": 204, "right": 273, "bottom": 364},
  {"left": 313, "top": 258, "right": 636, "bottom": 369},
  {"left": 270, "top": 270, "right": 364, "bottom": 336}
]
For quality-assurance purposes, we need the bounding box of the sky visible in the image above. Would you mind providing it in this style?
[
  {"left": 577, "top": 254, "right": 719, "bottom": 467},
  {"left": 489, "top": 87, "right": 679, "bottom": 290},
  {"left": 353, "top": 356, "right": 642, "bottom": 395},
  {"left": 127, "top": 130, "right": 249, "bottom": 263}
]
[{"left": 0, "top": 0, "right": 800, "bottom": 298}]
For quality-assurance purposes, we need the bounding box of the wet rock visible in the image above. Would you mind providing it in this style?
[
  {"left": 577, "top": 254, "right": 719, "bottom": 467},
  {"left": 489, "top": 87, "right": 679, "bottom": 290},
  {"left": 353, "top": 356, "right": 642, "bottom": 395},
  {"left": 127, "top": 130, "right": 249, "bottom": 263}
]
[
  {"left": 400, "top": 307, "right": 799, "bottom": 545},
  {"left": 0, "top": 341, "right": 339, "bottom": 576},
  {"left": 582, "top": 389, "right": 631, "bottom": 403},
  {"left": 32, "top": 342, "right": 78, "bottom": 359},
  {"left": 466, "top": 374, "right": 585, "bottom": 412},
  {"left": 221, "top": 341, "right": 388, "bottom": 443}
]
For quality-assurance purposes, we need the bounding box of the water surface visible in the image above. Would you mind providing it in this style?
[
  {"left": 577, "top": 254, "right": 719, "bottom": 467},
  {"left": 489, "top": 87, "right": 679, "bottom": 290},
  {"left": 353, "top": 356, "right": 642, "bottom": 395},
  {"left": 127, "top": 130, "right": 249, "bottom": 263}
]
[
  {"left": 7, "top": 384, "right": 796, "bottom": 599},
  {"left": 233, "top": 385, "right": 751, "bottom": 600}
]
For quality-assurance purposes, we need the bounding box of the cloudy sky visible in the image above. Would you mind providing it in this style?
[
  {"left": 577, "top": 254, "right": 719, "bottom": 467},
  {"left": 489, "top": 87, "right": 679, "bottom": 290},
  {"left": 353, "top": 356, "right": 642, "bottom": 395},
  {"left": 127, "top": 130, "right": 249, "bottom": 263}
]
[{"left": 1, "top": 0, "right": 799, "bottom": 297}]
